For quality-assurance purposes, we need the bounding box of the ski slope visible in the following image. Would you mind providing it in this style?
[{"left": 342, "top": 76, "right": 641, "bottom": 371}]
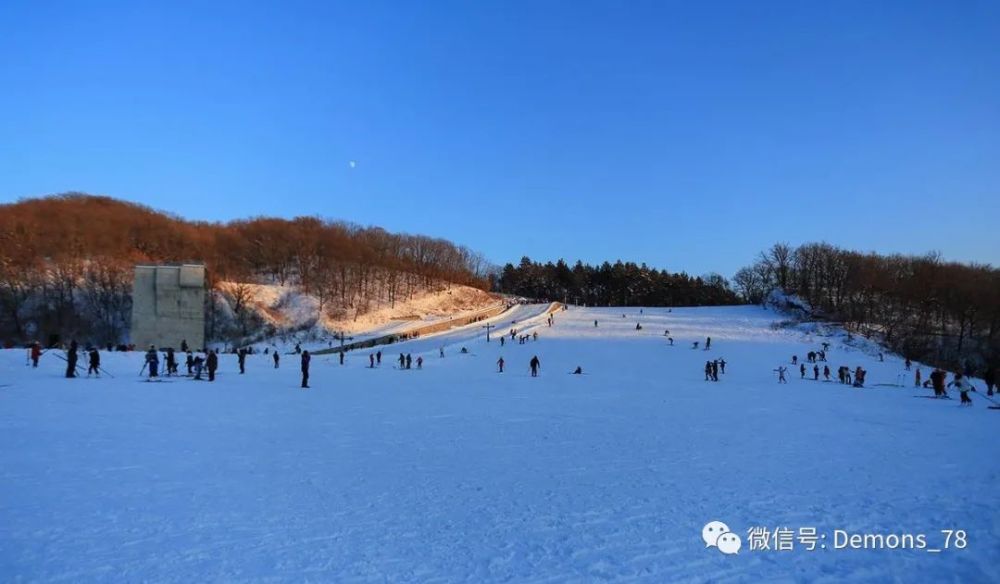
[{"left": 1, "top": 305, "right": 997, "bottom": 582}]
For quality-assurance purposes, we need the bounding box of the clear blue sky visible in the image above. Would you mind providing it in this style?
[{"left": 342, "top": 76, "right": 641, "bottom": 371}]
[{"left": 2, "top": 0, "right": 998, "bottom": 276}]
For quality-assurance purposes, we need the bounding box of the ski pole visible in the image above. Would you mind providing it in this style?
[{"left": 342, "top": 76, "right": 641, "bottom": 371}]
[{"left": 139, "top": 362, "right": 147, "bottom": 376}]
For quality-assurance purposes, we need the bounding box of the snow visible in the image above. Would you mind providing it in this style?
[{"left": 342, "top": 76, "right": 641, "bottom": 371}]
[{"left": 1, "top": 305, "right": 998, "bottom": 582}]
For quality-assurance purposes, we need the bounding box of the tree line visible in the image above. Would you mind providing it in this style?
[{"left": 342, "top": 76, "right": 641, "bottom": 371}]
[
  {"left": 734, "top": 242, "right": 1000, "bottom": 372},
  {"left": 494, "top": 257, "right": 740, "bottom": 306},
  {"left": 0, "top": 194, "right": 491, "bottom": 345}
]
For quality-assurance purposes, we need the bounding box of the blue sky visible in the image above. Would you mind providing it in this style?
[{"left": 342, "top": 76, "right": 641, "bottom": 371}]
[{"left": 1, "top": 0, "right": 997, "bottom": 276}]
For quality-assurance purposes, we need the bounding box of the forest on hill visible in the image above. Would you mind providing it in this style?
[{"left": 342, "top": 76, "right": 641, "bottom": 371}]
[{"left": 0, "top": 194, "right": 490, "bottom": 344}]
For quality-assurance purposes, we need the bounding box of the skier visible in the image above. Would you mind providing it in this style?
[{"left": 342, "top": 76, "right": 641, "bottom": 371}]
[
  {"left": 193, "top": 355, "right": 204, "bottom": 380},
  {"left": 301, "top": 350, "right": 311, "bottom": 388},
  {"left": 165, "top": 347, "right": 177, "bottom": 376},
  {"left": 87, "top": 348, "right": 100, "bottom": 377},
  {"left": 500, "top": 336, "right": 505, "bottom": 347},
  {"left": 818, "top": 350, "right": 826, "bottom": 362},
  {"left": 837, "top": 366, "right": 846, "bottom": 384},
  {"left": 914, "top": 367, "right": 922, "bottom": 388},
  {"left": 705, "top": 337, "right": 711, "bottom": 350},
  {"left": 572, "top": 366, "right": 583, "bottom": 374},
  {"left": 711, "top": 360, "right": 719, "bottom": 381},
  {"left": 398, "top": 354, "right": 405, "bottom": 368},
  {"left": 853, "top": 367, "right": 866, "bottom": 387},
  {"left": 823, "top": 365, "right": 830, "bottom": 381},
  {"left": 635, "top": 323, "right": 642, "bottom": 331},
  {"left": 439, "top": 346, "right": 445, "bottom": 358},
  {"left": 369, "top": 353, "right": 375, "bottom": 368},
  {"left": 930, "top": 368, "right": 947, "bottom": 397},
  {"left": 274, "top": 351, "right": 280, "bottom": 369},
  {"left": 692, "top": 341, "right": 699, "bottom": 349},
  {"left": 30, "top": 341, "right": 41, "bottom": 368},
  {"left": 718, "top": 358, "right": 726, "bottom": 374},
  {"left": 813, "top": 364, "right": 819, "bottom": 380},
  {"left": 207, "top": 349, "right": 218, "bottom": 382},
  {"left": 529, "top": 355, "right": 540, "bottom": 377},
  {"left": 236, "top": 348, "right": 246, "bottom": 374},
  {"left": 983, "top": 367, "right": 995, "bottom": 396},
  {"left": 66, "top": 340, "right": 79, "bottom": 378},
  {"left": 704, "top": 361, "right": 712, "bottom": 381},
  {"left": 294, "top": 343, "right": 301, "bottom": 354},
  {"left": 947, "top": 373, "right": 974, "bottom": 405},
  {"left": 668, "top": 337, "right": 674, "bottom": 346},
  {"left": 376, "top": 350, "right": 382, "bottom": 366},
  {"left": 533, "top": 331, "right": 538, "bottom": 341},
  {"left": 405, "top": 354, "right": 412, "bottom": 369},
  {"left": 180, "top": 339, "right": 188, "bottom": 353},
  {"left": 145, "top": 345, "right": 159, "bottom": 378},
  {"left": 800, "top": 364, "right": 806, "bottom": 379},
  {"left": 776, "top": 366, "right": 788, "bottom": 384},
  {"left": 594, "top": 320, "right": 598, "bottom": 328},
  {"left": 416, "top": 356, "right": 423, "bottom": 369},
  {"left": 497, "top": 357, "right": 505, "bottom": 373},
  {"left": 186, "top": 351, "right": 194, "bottom": 375},
  {"left": 339, "top": 351, "right": 345, "bottom": 366},
  {"left": 905, "top": 358, "right": 912, "bottom": 371},
  {"left": 792, "top": 355, "right": 798, "bottom": 365}
]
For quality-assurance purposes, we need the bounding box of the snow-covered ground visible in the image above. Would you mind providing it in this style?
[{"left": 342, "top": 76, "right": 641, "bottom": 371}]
[{"left": 1, "top": 306, "right": 997, "bottom": 582}]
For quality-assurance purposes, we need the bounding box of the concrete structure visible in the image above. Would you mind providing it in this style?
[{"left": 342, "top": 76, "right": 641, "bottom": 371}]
[{"left": 130, "top": 264, "right": 206, "bottom": 350}]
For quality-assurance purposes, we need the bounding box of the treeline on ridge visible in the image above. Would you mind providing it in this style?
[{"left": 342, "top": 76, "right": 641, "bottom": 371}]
[
  {"left": 734, "top": 242, "right": 1000, "bottom": 372},
  {"left": 0, "top": 193, "right": 490, "bottom": 345},
  {"left": 494, "top": 257, "right": 740, "bottom": 306}
]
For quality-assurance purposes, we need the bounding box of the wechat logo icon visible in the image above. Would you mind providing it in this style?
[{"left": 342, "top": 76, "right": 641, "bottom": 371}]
[{"left": 703, "top": 520, "right": 742, "bottom": 555}]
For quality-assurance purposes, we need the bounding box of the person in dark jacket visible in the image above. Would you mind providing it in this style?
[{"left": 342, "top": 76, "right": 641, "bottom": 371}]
[
  {"left": 530, "top": 355, "right": 541, "bottom": 377},
  {"left": 66, "top": 340, "right": 79, "bottom": 378},
  {"left": 30, "top": 341, "right": 42, "bottom": 368},
  {"left": 87, "top": 348, "right": 100, "bottom": 377},
  {"left": 145, "top": 346, "right": 158, "bottom": 378},
  {"left": 186, "top": 351, "right": 194, "bottom": 376},
  {"left": 984, "top": 367, "right": 996, "bottom": 396},
  {"left": 207, "top": 349, "right": 218, "bottom": 382},
  {"left": 301, "top": 350, "right": 311, "bottom": 388},
  {"left": 238, "top": 348, "right": 247, "bottom": 374},
  {"left": 165, "top": 347, "right": 177, "bottom": 376},
  {"left": 273, "top": 351, "right": 280, "bottom": 369}
]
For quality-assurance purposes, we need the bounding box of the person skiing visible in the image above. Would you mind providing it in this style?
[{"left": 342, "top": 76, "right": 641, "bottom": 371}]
[
  {"left": 905, "top": 358, "right": 912, "bottom": 371},
  {"left": 87, "top": 348, "right": 100, "bottom": 377},
  {"left": 439, "top": 346, "right": 445, "bottom": 358},
  {"left": 776, "top": 366, "right": 788, "bottom": 383},
  {"left": 572, "top": 366, "right": 583, "bottom": 374},
  {"left": 369, "top": 353, "right": 375, "bottom": 368},
  {"left": 186, "top": 351, "right": 194, "bottom": 375},
  {"left": 705, "top": 337, "right": 711, "bottom": 350},
  {"left": 692, "top": 341, "right": 699, "bottom": 349},
  {"left": 711, "top": 360, "right": 719, "bottom": 381},
  {"left": 294, "top": 343, "right": 302, "bottom": 354},
  {"left": 339, "top": 351, "right": 345, "bottom": 366},
  {"left": 301, "top": 350, "right": 311, "bottom": 388},
  {"left": 193, "top": 355, "right": 204, "bottom": 380},
  {"left": 704, "top": 361, "right": 712, "bottom": 381},
  {"left": 930, "top": 368, "right": 947, "bottom": 397},
  {"left": 30, "top": 341, "right": 41, "bottom": 368},
  {"left": 376, "top": 350, "right": 382, "bottom": 366},
  {"left": 398, "top": 354, "right": 405, "bottom": 368},
  {"left": 853, "top": 367, "right": 866, "bottom": 388},
  {"left": 530, "top": 356, "right": 541, "bottom": 377},
  {"left": 813, "top": 364, "right": 819, "bottom": 380},
  {"left": 984, "top": 367, "right": 996, "bottom": 396},
  {"left": 405, "top": 354, "right": 412, "bottom": 369},
  {"left": 144, "top": 345, "right": 159, "bottom": 378},
  {"left": 823, "top": 365, "right": 830, "bottom": 381},
  {"left": 237, "top": 348, "right": 247, "bottom": 374},
  {"left": 180, "top": 339, "right": 188, "bottom": 353},
  {"left": 635, "top": 323, "right": 642, "bottom": 331},
  {"left": 914, "top": 367, "right": 922, "bottom": 388},
  {"left": 532, "top": 331, "right": 538, "bottom": 341},
  {"left": 497, "top": 357, "right": 505, "bottom": 373},
  {"left": 792, "top": 355, "right": 798, "bottom": 365},
  {"left": 668, "top": 337, "right": 674, "bottom": 346},
  {"left": 718, "top": 358, "right": 726, "bottom": 374},
  {"left": 594, "top": 320, "right": 598, "bottom": 328},
  {"left": 273, "top": 351, "right": 280, "bottom": 369},
  {"left": 207, "top": 349, "right": 218, "bottom": 382},
  {"left": 500, "top": 336, "right": 505, "bottom": 347},
  {"left": 947, "top": 373, "right": 975, "bottom": 405},
  {"left": 800, "top": 363, "right": 806, "bottom": 379},
  {"left": 165, "top": 347, "right": 177, "bottom": 376},
  {"left": 416, "top": 356, "right": 423, "bottom": 369},
  {"left": 66, "top": 340, "right": 79, "bottom": 378}
]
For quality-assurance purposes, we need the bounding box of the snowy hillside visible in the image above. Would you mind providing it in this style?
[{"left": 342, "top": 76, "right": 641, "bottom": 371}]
[{"left": 1, "top": 305, "right": 997, "bottom": 582}]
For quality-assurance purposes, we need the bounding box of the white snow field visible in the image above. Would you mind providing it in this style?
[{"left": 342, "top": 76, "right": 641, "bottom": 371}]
[{"left": 1, "top": 305, "right": 998, "bottom": 583}]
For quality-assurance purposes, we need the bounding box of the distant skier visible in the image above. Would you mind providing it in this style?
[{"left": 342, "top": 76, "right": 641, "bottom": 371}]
[
  {"left": 572, "top": 366, "right": 583, "bottom": 374},
  {"left": 792, "top": 355, "right": 798, "bottom": 365},
  {"left": 984, "top": 367, "right": 995, "bottom": 396},
  {"left": 500, "top": 336, "right": 505, "bottom": 346},
  {"left": 369, "top": 353, "right": 375, "bottom": 368},
  {"left": 704, "top": 361, "right": 712, "bottom": 381},
  {"left": 705, "top": 337, "right": 711, "bottom": 350},
  {"left": 635, "top": 323, "right": 642, "bottom": 331},
  {"left": 914, "top": 367, "right": 922, "bottom": 388},
  {"left": 207, "top": 349, "right": 218, "bottom": 382},
  {"left": 193, "top": 355, "right": 204, "bottom": 380},
  {"left": 300, "top": 350, "right": 311, "bottom": 388},
  {"left": 594, "top": 320, "right": 598, "bottom": 328},
  {"left": 711, "top": 360, "right": 719, "bottom": 381},
  {"left": 376, "top": 350, "right": 382, "bottom": 366},
  {"left": 238, "top": 348, "right": 246, "bottom": 374},
  {"left": 800, "top": 364, "right": 806, "bottom": 379},
  {"left": 668, "top": 337, "right": 674, "bottom": 346},
  {"left": 692, "top": 341, "right": 699, "bottom": 350},
  {"left": 87, "top": 348, "right": 100, "bottom": 377},
  {"left": 405, "top": 354, "right": 412, "bottom": 369},
  {"left": 274, "top": 352, "right": 280, "bottom": 369},
  {"left": 30, "top": 341, "right": 41, "bottom": 368},
  {"left": 930, "top": 368, "right": 947, "bottom": 397},
  {"left": 165, "top": 347, "right": 178, "bottom": 376},
  {"left": 186, "top": 351, "right": 194, "bottom": 375},
  {"left": 823, "top": 365, "right": 830, "bottom": 381},
  {"left": 533, "top": 331, "right": 538, "bottom": 341},
  {"left": 180, "top": 339, "right": 188, "bottom": 353},
  {"left": 948, "top": 373, "right": 974, "bottom": 405},
  {"left": 439, "top": 346, "right": 445, "bottom": 358},
  {"left": 905, "top": 358, "right": 912, "bottom": 371},
  {"left": 718, "top": 358, "right": 726, "bottom": 374},
  {"left": 66, "top": 340, "right": 79, "bottom": 378},
  {"left": 294, "top": 343, "right": 302, "bottom": 354},
  {"left": 530, "top": 356, "right": 540, "bottom": 377},
  {"left": 813, "top": 364, "right": 819, "bottom": 380},
  {"left": 497, "top": 357, "right": 505, "bottom": 373},
  {"left": 776, "top": 366, "right": 788, "bottom": 383},
  {"left": 416, "top": 356, "right": 423, "bottom": 369},
  {"left": 339, "top": 351, "right": 345, "bottom": 366},
  {"left": 853, "top": 367, "right": 866, "bottom": 388}
]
